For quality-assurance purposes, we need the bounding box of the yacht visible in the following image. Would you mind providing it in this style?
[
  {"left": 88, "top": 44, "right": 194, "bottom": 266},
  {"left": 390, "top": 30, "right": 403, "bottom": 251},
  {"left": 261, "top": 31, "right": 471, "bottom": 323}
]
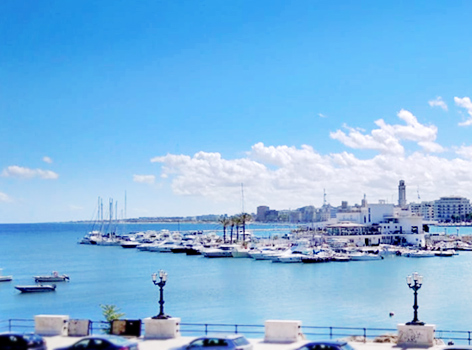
[
  {"left": 202, "top": 244, "right": 238, "bottom": 258},
  {"left": 34, "top": 271, "right": 69, "bottom": 283}
]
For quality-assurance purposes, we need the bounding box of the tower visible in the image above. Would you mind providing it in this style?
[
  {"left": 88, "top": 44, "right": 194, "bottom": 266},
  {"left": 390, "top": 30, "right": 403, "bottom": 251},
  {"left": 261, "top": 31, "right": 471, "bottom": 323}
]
[{"left": 398, "top": 180, "right": 407, "bottom": 208}]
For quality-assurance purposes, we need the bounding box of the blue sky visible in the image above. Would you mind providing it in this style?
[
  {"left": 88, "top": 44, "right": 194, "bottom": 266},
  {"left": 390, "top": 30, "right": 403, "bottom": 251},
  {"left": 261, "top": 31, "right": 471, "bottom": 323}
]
[{"left": 2, "top": 1, "right": 472, "bottom": 223}]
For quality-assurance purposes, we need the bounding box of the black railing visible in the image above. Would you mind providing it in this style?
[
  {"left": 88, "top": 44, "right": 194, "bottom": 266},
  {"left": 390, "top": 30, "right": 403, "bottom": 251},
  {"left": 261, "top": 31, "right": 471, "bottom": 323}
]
[{"left": 1, "top": 319, "right": 471, "bottom": 345}]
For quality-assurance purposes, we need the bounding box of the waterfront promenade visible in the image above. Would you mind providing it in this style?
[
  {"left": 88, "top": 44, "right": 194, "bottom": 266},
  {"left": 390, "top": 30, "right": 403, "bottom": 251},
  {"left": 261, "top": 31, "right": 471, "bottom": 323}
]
[{"left": 43, "top": 335, "right": 447, "bottom": 350}]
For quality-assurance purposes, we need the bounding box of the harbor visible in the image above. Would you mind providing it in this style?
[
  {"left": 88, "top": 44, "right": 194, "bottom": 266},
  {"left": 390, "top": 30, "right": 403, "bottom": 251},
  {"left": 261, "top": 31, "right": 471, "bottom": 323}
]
[{"left": 2, "top": 222, "right": 472, "bottom": 334}]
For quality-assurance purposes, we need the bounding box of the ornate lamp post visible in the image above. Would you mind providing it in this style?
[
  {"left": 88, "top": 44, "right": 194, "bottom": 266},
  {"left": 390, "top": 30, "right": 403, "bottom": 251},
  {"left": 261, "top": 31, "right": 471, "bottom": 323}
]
[
  {"left": 152, "top": 270, "right": 171, "bottom": 319},
  {"left": 406, "top": 272, "right": 425, "bottom": 326}
]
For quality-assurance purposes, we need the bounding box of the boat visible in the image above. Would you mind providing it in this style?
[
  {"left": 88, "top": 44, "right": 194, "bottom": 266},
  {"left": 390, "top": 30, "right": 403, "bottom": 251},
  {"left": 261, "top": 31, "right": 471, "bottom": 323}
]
[
  {"left": 404, "top": 250, "right": 436, "bottom": 258},
  {"left": 0, "top": 269, "right": 12, "bottom": 282},
  {"left": 231, "top": 246, "right": 251, "bottom": 258},
  {"left": 435, "top": 249, "right": 456, "bottom": 257},
  {"left": 15, "top": 284, "right": 56, "bottom": 293},
  {"left": 349, "top": 252, "right": 383, "bottom": 261},
  {"left": 121, "top": 241, "right": 140, "bottom": 249},
  {"left": 202, "top": 244, "right": 238, "bottom": 258},
  {"left": 34, "top": 271, "right": 69, "bottom": 283}
]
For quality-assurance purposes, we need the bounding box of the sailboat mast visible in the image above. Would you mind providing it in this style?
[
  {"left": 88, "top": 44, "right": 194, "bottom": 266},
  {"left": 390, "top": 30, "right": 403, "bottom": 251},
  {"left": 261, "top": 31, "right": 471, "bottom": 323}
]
[{"left": 241, "top": 183, "right": 245, "bottom": 214}]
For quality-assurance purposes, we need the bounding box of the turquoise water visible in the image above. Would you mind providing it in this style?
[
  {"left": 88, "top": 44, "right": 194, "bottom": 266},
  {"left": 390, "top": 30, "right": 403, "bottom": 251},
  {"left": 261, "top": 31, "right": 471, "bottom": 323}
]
[{"left": 1, "top": 222, "right": 472, "bottom": 332}]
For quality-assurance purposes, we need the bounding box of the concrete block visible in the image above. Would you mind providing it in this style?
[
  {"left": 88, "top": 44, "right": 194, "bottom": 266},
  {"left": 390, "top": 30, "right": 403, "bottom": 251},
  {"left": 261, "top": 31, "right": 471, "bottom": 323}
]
[
  {"left": 397, "top": 323, "right": 436, "bottom": 346},
  {"left": 68, "top": 319, "right": 90, "bottom": 337},
  {"left": 143, "top": 317, "right": 180, "bottom": 339},
  {"left": 264, "top": 320, "right": 302, "bottom": 343},
  {"left": 35, "top": 315, "right": 69, "bottom": 336}
]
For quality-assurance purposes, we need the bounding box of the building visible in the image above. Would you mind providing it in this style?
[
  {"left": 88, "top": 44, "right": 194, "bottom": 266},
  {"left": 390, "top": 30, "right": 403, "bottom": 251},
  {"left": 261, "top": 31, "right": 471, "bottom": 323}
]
[
  {"left": 256, "top": 206, "right": 270, "bottom": 222},
  {"left": 398, "top": 180, "right": 407, "bottom": 208},
  {"left": 434, "top": 196, "right": 471, "bottom": 222}
]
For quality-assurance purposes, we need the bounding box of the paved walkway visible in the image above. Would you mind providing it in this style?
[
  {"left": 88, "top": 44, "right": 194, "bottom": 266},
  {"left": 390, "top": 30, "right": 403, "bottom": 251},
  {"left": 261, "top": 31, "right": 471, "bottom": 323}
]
[{"left": 44, "top": 335, "right": 448, "bottom": 350}]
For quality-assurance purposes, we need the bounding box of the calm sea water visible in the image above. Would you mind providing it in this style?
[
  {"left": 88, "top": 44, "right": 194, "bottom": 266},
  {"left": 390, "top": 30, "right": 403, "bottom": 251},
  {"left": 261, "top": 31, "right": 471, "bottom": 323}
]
[{"left": 1, "top": 222, "right": 472, "bottom": 331}]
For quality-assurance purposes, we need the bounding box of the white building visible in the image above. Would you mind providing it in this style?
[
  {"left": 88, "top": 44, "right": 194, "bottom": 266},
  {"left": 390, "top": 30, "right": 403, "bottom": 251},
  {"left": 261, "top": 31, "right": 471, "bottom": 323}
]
[
  {"left": 328, "top": 200, "right": 425, "bottom": 247},
  {"left": 434, "top": 196, "right": 471, "bottom": 222}
]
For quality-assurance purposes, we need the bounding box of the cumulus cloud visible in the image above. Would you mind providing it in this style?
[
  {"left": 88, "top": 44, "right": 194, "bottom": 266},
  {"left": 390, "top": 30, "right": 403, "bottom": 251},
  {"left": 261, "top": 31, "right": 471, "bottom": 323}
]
[
  {"left": 456, "top": 145, "right": 472, "bottom": 160},
  {"left": 43, "top": 156, "right": 53, "bottom": 164},
  {"left": 428, "top": 97, "right": 448, "bottom": 111},
  {"left": 330, "top": 109, "right": 443, "bottom": 154},
  {"left": 455, "top": 96, "right": 472, "bottom": 126},
  {"left": 318, "top": 113, "right": 327, "bottom": 118},
  {"left": 0, "top": 192, "right": 11, "bottom": 202},
  {"left": 2, "top": 166, "right": 59, "bottom": 180},
  {"left": 150, "top": 141, "right": 472, "bottom": 210},
  {"left": 133, "top": 174, "right": 156, "bottom": 184}
]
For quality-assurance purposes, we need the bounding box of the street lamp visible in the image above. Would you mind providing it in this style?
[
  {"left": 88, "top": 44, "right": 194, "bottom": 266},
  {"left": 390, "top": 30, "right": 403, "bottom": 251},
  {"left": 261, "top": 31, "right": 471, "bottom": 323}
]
[
  {"left": 406, "top": 272, "right": 425, "bottom": 326},
  {"left": 151, "top": 270, "right": 171, "bottom": 319}
]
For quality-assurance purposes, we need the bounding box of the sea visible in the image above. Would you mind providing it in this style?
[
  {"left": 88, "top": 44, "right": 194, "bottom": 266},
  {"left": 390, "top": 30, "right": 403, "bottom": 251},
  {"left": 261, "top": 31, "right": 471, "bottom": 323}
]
[{"left": 1, "top": 222, "right": 472, "bottom": 333}]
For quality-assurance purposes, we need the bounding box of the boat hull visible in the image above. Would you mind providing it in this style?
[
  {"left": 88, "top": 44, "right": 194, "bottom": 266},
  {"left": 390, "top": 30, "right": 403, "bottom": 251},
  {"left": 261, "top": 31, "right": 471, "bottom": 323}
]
[{"left": 15, "top": 285, "right": 56, "bottom": 293}]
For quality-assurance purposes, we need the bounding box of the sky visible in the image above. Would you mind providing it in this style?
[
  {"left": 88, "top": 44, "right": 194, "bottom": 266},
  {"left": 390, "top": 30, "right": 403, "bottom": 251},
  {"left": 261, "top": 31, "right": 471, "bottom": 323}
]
[{"left": 2, "top": 1, "right": 472, "bottom": 223}]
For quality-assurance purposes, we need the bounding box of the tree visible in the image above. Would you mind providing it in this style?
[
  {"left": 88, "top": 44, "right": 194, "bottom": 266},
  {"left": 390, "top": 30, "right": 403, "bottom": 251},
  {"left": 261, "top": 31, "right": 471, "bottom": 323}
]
[
  {"left": 100, "top": 304, "right": 125, "bottom": 334},
  {"left": 232, "top": 216, "right": 241, "bottom": 242},
  {"left": 218, "top": 217, "right": 230, "bottom": 243},
  {"left": 229, "top": 217, "right": 235, "bottom": 243},
  {"left": 239, "top": 213, "right": 252, "bottom": 242}
]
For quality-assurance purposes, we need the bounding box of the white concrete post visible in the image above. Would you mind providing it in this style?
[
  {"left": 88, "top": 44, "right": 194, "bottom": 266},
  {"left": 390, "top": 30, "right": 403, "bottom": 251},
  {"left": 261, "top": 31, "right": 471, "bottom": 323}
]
[
  {"left": 397, "top": 323, "right": 436, "bottom": 347},
  {"left": 264, "top": 320, "right": 303, "bottom": 343},
  {"left": 34, "top": 315, "right": 69, "bottom": 336},
  {"left": 143, "top": 317, "right": 181, "bottom": 339}
]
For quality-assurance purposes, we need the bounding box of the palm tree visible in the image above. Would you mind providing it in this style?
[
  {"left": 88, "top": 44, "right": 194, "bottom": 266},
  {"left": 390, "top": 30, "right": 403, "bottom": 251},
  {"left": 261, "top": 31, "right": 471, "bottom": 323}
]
[
  {"left": 229, "top": 217, "right": 236, "bottom": 243},
  {"left": 218, "top": 217, "right": 230, "bottom": 243},
  {"left": 232, "top": 216, "right": 241, "bottom": 242},
  {"left": 239, "top": 213, "right": 252, "bottom": 241}
]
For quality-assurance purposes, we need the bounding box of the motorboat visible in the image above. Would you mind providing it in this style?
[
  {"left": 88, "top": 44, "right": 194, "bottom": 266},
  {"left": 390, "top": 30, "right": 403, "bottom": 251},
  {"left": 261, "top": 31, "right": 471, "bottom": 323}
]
[
  {"left": 121, "top": 241, "right": 140, "bottom": 249},
  {"left": 151, "top": 240, "right": 180, "bottom": 253},
  {"left": 15, "top": 284, "right": 56, "bottom": 293},
  {"left": 277, "top": 252, "right": 306, "bottom": 263},
  {"left": 404, "top": 250, "right": 436, "bottom": 258},
  {"left": 202, "top": 244, "right": 238, "bottom": 258},
  {"left": 34, "top": 271, "right": 69, "bottom": 282},
  {"left": 0, "top": 269, "right": 12, "bottom": 282},
  {"left": 435, "top": 249, "right": 456, "bottom": 257},
  {"left": 349, "top": 252, "right": 383, "bottom": 261},
  {"left": 231, "top": 246, "right": 251, "bottom": 258}
]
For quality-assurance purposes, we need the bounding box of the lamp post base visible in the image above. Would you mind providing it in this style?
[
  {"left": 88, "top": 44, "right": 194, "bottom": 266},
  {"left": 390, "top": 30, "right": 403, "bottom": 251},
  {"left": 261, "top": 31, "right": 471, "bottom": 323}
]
[
  {"left": 152, "top": 314, "right": 171, "bottom": 320},
  {"left": 406, "top": 321, "right": 425, "bottom": 326}
]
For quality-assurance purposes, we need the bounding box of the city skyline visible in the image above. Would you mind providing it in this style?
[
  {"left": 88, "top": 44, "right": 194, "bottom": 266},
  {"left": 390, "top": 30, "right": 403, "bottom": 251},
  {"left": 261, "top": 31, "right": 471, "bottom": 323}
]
[{"left": 2, "top": 1, "right": 472, "bottom": 223}]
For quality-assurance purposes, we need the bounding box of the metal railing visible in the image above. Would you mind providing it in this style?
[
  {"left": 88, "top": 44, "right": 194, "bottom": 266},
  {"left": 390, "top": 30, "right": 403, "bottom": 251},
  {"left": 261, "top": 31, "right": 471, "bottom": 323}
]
[{"left": 2, "top": 319, "right": 471, "bottom": 345}]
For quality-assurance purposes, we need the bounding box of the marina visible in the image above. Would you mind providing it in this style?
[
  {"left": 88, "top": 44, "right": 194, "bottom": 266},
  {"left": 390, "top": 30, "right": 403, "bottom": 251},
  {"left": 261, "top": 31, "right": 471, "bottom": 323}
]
[{"left": 2, "top": 222, "right": 472, "bottom": 334}]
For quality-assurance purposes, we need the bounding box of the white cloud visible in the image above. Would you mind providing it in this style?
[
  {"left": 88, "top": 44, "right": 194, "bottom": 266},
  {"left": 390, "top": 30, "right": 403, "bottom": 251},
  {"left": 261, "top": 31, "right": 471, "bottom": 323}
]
[
  {"left": 456, "top": 145, "right": 472, "bottom": 160},
  {"left": 0, "top": 192, "right": 11, "bottom": 202},
  {"left": 133, "top": 174, "right": 156, "bottom": 184},
  {"left": 318, "top": 113, "right": 327, "bottom": 118},
  {"left": 2, "top": 166, "right": 59, "bottom": 180},
  {"left": 428, "top": 96, "right": 448, "bottom": 111},
  {"left": 330, "top": 109, "right": 443, "bottom": 154},
  {"left": 455, "top": 96, "right": 472, "bottom": 126},
  {"left": 43, "top": 156, "right": 53, "bottom": 164},
  {"left": 150, "top": 140, "right": 472, "bottom": 210}
]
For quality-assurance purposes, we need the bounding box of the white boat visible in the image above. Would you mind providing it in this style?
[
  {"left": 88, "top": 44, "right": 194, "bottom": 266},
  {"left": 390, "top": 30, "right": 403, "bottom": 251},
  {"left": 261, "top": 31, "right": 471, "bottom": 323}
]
[
  {"left": 121, "top": 241, "right": 140, "bottom": 249},
  {"left": 0, "top": 269, "right": 12, "bottom": 282},
  {"left": 203, "top": 244, "right": 238, "bottom": 258},
  {"left": 15, "top": 284, "right": 56, "bottom": 293},
  {"left": 404, "top": 250, "right": 436, "bottom": 258},
  {"left": 34, "top": 271, "right": 69, "bottom": 282},
  {"left": 277, "top": 252, "right": 305, "bottom": 263},
  {"left": 231, "top": 246, "right": 251, "bottom": 258},
  {"left": 435, "top": 249, "right": 456, "bottom": 257},
  {"left": 150, "top": 241, "right": 180, "bottom": 253},
  {"left": 349, "top": 252, "right": 383, "bottom": 261}
]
